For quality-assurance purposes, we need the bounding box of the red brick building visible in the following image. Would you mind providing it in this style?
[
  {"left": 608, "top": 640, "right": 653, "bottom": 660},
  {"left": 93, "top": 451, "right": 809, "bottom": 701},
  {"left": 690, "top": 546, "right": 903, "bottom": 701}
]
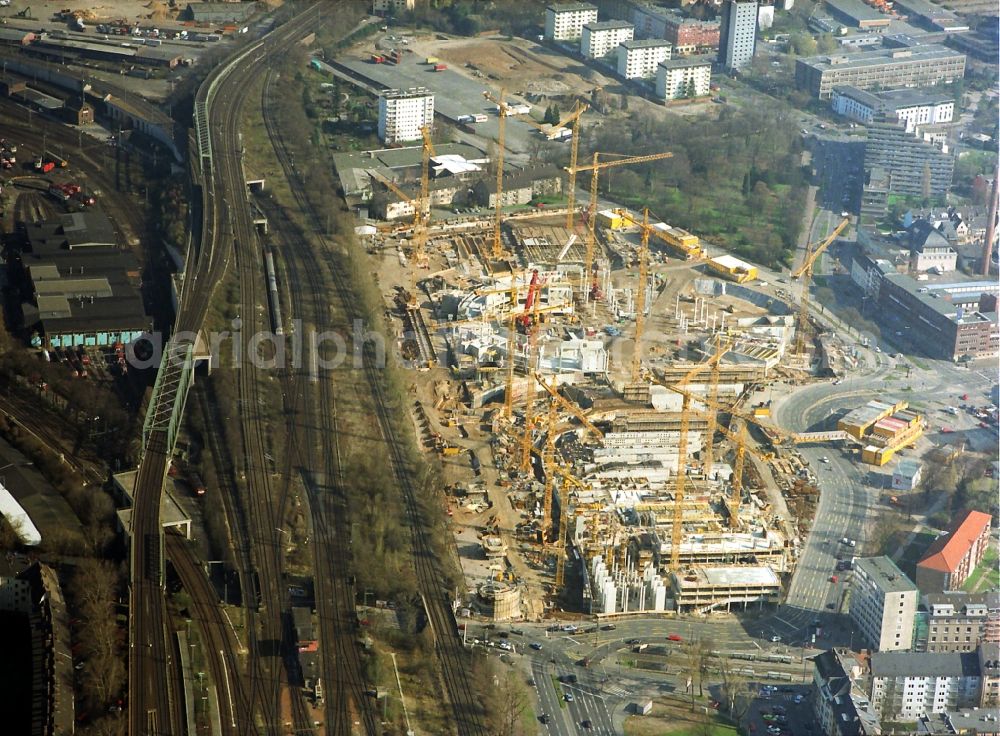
[
  {"left": 665, "top": 16, "right": 720, "bottom": 51},
  {"left": 917, "top": 510, "right": 994, "bottom": 593}
]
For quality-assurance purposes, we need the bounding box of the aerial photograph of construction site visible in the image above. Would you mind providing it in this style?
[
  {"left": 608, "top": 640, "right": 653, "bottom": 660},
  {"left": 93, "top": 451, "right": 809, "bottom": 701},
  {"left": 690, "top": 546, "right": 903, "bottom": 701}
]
[{"left": 0, "top": 0, "right": 995, "bottom": 735}]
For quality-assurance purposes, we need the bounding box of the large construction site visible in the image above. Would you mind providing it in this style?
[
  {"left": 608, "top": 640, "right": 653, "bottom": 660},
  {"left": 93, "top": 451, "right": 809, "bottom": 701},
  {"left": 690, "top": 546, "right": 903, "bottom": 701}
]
[{"left": 345, "top": 94, "right": 922, "bottom": 623}]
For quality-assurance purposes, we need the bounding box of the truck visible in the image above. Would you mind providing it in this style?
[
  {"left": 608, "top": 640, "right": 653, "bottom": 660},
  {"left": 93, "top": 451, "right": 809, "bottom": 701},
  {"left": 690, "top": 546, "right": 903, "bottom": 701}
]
[
  {"left": 425, "top": 56, "right": 439, "bottom": 64},
  {"left": 370, "top": 53, "right": 384, "bottom": 63},
  {"left": 472, "top": 113, "right": 488, "bottom": 123},
  {"left": 457, "top": 114, "right": 474, "bottom": 124},
  {"left": 433, "top": 63, "right": 447, "bottom": 71}
]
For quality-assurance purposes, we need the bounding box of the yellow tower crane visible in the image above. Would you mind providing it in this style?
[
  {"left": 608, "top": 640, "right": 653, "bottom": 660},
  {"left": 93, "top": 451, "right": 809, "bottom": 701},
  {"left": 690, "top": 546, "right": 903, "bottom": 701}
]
[
  {"left": 566, "top": 151, "right": 674, "bottom": 301},
  {"left": 413, "top": 125, "right": 437, "bottom": 267},
  {"left": 652, "top": 338, "right": 731, "bottom": 572},
  {"left": 793, "top": 217, "right": 850, "bottom": 355},
  {"left": 659, "top": 383, "right": 777, "bottom": 530},
  {"left": 532, "top": 372, "right": 604, "bottom": 439},
  {"left": 482, "top": 88, "right": 511, "bottom": 260},
  {"left": 520, "top": 281, "right": 545, "bottom": 472},
  {"left": 540, "top": 396, "right": 557, "bottom": 544},
  {"left": 630, "top": 208, "right": 652, "bottom": 384},
  {"left": 702, "top": 333, "right": 724, "bottom": 481}
]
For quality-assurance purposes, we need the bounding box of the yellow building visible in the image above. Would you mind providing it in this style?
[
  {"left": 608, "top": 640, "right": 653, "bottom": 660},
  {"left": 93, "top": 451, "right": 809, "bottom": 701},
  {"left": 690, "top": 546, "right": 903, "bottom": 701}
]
[
  {"left": 597, "top": 209, "right": 628, "bottom": 230},
  {"left": 707, "top": 255, "right": 759, "bottom": 283},
  {"left": 837, "top": 399, "right": 907, "bottom": 440}
]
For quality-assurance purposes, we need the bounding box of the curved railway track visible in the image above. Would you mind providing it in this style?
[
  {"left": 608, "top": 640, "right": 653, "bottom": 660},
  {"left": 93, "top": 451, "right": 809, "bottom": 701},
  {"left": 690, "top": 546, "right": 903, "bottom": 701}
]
[
  {"left": 165, "top": 531, "right": 249, "bottom": 736},
  {"left": 129, "top": 6, "right": 324, "bottom": 735},
  {"left": 258, "top": 58, "right": 487, "bottom": 736}
]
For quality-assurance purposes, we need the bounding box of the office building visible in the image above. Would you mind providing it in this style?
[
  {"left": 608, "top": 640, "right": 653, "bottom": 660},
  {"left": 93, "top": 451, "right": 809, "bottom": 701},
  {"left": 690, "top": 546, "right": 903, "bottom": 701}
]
[
  {"left": 545, "top": 2, "right": 599, "bottom": 41},
  {"left": 832, "top": 86, "right": 955, "bottom": 131},
  {"left": 656, "top": 55, "right": 713, "bottom": 100},
  {"left": 916, "top": 591, "right": 1000, "bottom": 653},
  {"left": 617, "top": 39, "right": 672, "bottom": 78},
  {"left": 878, "top": 274, "right": 999, "bottom": 361},
  {"left": 824, "top": 0, "right": 893, "bottom": 31},
  {"left": 917, "top": 510, "right": 994, "bottom": 593},
  {"left": 850, "top": 556, "right": 919, "bottom": 652},
  {"left": 718, "top": 0, "right": 758, "bottom": 72},
  {"left": 864, "top": 118, "right": 955, "bottom": 199},
  {"left": 377, "top": 88, "right": 434, "bottom": 145},
  {"left": 795, "top": 46, "right": 966, "bottom": 99},
  {"left": 869, "top": 648, "right": 985, "bottom": 720},
  {"left": 581, "top": 20, "right": 634, "bottom": 58},
  {"left": 812, "top": 648, "right": 882, "bottom": 736}
]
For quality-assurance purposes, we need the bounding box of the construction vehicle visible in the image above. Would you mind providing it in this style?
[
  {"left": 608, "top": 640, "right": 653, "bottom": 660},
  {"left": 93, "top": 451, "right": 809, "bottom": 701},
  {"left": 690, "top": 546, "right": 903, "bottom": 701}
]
[
  {"left": 565, "top": 151, "right": 674, "bottom": 301},
  {"left": 793, "top": 218, "right": 849, "bottom": 354}
]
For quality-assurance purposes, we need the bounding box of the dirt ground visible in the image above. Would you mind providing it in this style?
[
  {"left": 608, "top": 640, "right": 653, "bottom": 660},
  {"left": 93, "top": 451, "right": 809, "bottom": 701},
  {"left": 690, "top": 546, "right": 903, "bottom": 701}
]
[
  {"left": 406, "top": 33, "right": 614, "bottom": 98},
  {"left": 3, "top": 0, "right": 282, "bottom": 23}
]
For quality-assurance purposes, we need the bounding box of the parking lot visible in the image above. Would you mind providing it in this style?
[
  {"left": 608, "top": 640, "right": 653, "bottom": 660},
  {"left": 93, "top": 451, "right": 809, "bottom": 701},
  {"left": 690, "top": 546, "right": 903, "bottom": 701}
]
[{"left": 747, "top": 685, "right": 815, "bottom": 736}]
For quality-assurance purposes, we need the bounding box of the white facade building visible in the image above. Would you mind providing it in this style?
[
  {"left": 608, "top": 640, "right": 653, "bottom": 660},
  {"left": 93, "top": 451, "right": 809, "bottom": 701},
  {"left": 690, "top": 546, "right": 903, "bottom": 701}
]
[
  {"left": 617, "top": 39, "right": 672, "bottom": 78},
  {"left": 377, "top": 88, "right": 434, "bottom": 145},
  {"left": 544, "top": 2, "right": 598, "bottom": 41},
  {"left": 718, "top": 0, "right": 758, "bottom": 71},
  {"left": 372, "top": 0, "right": 414, "bottom": 13},
  {"left": 831, "top": 85, "right": 955, "bottom": 131},
  {"left": 581, "top": 20, "right": 634, "bottom": 59},
  {"left": 656, "top": 55, "right": 712, "bottom": 101},
  {"left": 850, "top": 556, "right": 919, "bottom": 652},
  {"left": 869, "top": 649, "right": 984, "bottom": 720}
]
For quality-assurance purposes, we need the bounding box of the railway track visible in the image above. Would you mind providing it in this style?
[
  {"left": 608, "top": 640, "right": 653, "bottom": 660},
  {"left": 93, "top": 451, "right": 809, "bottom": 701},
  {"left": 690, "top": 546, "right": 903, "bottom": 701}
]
[
  {"left": 129, "top": 6, "right": 325, "bottom": 735},
  {"left": 259, "top": 64, "right": 380, "bottom": 734},
  {"left": 258, "top": 52, "right": 487, "bottom": 736},
  {"left": 165, "top": 531, "right": 249, "bottom": 736}
]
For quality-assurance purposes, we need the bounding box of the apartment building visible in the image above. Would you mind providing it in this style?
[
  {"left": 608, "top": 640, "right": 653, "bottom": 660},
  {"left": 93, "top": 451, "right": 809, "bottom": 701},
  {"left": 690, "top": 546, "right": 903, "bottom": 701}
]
[
  {"left": 869, "top": 648, "right": 985, "bottom": 720},
  {"left": 850, "top": 556, "right": 919, "bottom": 652},
  {"left": 916, "top": 592, "right": 1000, "bottom": 653},
  {"left": 545, "top": 2, "right": 599, "bottom": 41},
  {"left": 795, "top": 45, "right": 966, "bottom": 99},
  {"left": 832, "top": 85, "right": 955, "bottom": 131},
  {"left": 917, "top": 510, "right": 994, "bottom": 593},
  {"left": 864, "top": 118, "right": 955, "bottom": 199},
  {"left": 656, "top": 55, "right": 712, "bottom": 101},
  {"left": 617, "top": 38, "right": 672, "bottom": 78},
  {"left": 718, "top": 0, "right": 758, "bottom": 71},
  {"left": 628, "top": 3, "right": 721, "bottom": 52},
  {"left": 812, "top": 649, "right": 882, "bottom": 736},
  {"left": 377, "top": 88, "right": 434, "bottom": 145},
  {"left": 581, "top": 20, "right": 634, "bottom": 58}
]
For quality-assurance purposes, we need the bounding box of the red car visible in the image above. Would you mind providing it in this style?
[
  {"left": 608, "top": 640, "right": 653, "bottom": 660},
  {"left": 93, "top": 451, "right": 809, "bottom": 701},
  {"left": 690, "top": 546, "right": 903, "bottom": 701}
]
[{"left": 667, "top": 634, "right": 683, "bottom": 642}]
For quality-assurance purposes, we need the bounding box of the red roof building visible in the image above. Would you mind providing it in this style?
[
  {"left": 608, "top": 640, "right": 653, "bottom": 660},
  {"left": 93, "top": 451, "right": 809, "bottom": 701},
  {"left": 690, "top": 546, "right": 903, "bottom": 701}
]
[{"left": 916, "top": 510, "right": 993, "bottom": 594}]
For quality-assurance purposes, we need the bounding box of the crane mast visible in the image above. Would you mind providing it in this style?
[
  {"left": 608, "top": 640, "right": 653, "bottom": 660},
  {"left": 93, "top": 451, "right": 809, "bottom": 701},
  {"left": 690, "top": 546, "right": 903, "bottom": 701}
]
[{"left": 630, "top": 208, "right": 651, "bottom": 383}]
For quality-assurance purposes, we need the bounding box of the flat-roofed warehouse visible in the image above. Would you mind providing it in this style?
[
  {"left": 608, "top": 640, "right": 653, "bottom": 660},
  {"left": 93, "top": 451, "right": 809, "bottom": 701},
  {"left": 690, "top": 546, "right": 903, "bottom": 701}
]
[
  {"left": 184, "top": 2, "right": 258, "bottom": 23},
  {"left": 794, "top": 45, "right": 966, "bottom": 99},
  {"left": 19, "top": 212, "right": 150, "bottom": 348}
]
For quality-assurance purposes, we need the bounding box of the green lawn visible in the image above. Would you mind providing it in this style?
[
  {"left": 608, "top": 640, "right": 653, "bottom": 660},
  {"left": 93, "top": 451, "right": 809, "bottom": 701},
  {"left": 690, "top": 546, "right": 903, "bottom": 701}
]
[{"left": 963, "top": 544, "right": 1000, "bottom": 592}]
